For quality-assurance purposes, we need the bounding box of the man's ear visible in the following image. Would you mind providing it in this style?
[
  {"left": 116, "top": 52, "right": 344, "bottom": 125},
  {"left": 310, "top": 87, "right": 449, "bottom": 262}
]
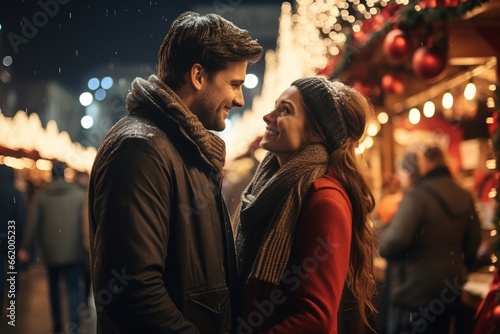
[{"left": 189, "top": 64, "right": 205, "bottom": 91}]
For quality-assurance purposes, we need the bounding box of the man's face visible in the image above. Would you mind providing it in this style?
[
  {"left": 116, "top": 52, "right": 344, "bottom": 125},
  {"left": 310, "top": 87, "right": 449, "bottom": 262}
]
[{"left": 191, "top": 61, "right": 247, "bottom": 131}]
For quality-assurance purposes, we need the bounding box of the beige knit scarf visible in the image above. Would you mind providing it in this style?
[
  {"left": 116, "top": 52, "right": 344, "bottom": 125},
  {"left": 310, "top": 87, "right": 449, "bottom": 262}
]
[
  {"left": 235, "top": 144, "right": 329, "bottom": 285},
  {"left": 125, "top": 75, "right": 226, "bottom": 172}
]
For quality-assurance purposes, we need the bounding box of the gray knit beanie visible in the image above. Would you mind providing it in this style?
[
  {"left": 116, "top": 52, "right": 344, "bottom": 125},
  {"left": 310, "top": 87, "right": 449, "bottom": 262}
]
[{"left": 291, "top": 77, "right": 348, "bottom": 150}]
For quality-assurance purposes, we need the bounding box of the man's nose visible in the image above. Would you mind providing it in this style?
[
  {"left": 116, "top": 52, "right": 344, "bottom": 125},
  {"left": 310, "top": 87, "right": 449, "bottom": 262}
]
[{"left": 233, "top": 88, "right": 244, "bottom": 108}]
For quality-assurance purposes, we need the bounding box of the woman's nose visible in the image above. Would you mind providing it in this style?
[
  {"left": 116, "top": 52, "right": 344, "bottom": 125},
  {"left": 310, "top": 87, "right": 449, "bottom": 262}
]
[{"left": 263, "top": 110, "right": 275, "bottom": 123}]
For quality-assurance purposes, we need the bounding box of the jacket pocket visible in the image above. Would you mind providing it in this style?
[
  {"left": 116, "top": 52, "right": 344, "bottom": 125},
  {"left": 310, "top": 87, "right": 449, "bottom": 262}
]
[
  {"left": 190, "top": 287, "right": 229, "bottom": 314},
  {"left": 186, "top": 287, "right": 231, "bottom": 334}
]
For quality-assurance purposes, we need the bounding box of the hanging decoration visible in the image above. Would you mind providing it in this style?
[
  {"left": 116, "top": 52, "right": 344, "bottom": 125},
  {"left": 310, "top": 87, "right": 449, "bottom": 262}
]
[
  {"left": 331, "top": 0, "right": 489, "bottom": 78},
  {"left": 381, "top": 72, "right": 405, "bottom": 94},
  {"left": 412, "top": 44, "right": 447, "bottom": 79},
  {"left": 383, "top": 28, "right": 412, "bottom": 62}
]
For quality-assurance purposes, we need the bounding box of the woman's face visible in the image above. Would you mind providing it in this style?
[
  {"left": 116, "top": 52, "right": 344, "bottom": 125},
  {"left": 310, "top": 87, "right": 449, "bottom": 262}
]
[{"left": 260, "top": 86, "right": 310, "bottom": 166}]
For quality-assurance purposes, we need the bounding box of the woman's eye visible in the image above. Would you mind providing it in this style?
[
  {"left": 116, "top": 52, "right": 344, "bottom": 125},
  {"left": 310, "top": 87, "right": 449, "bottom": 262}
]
[{"left": 280, "top": 107, "right": 290, "bottom": 114}]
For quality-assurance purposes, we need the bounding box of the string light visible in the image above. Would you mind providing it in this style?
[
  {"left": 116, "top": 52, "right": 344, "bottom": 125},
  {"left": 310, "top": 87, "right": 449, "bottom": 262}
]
[
  {"left": 0, "top": 110, "right": 96, "bottom": 173},
  {"left": 442, "top": 92, "right": 454, "bottom": 109},
  {"left": 377, "top": 112, "right": 389, "bottom": 124},
  {"left": 367, "top": 122, "right": 380, "bottom": 136},
  {"left": 408, "top": 108, "right": 421, "bottom": 125},
  {"left": 487, "top": 97, "right": 495, "bottom": 108},
  {"left": 464, "top": 80, "right": 476, "bottom": 100},
  {"left": 363, "top": 136, "right": 374, "bottom": 148},
  {"left": 423, "top": 101, "right": 435, "bottom": 118}
]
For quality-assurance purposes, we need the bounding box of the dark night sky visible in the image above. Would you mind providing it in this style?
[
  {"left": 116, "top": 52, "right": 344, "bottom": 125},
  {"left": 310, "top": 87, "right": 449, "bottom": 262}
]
[{"left": 0, "top": 0, "right": 282, "bottom": 93}]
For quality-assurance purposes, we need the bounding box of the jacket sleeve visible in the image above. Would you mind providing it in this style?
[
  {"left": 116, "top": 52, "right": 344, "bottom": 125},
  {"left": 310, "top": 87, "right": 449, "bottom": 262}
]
[
  {"left": 263, "top": 186, "right": 352, "bottom": 334},
  {"left": 91, "top": 137, "right": 199, "bottom": 333},
  {"left": 463, "top": 201, "right": 481, "bottom": 270},
  {"left": 378, "top": 190, "right": 425, "bottom": 259}
]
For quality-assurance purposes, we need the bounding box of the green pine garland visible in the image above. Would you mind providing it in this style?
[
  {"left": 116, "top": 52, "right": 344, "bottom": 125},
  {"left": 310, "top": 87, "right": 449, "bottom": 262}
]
[
  {"left": 401, "top": 0, "right": 490, "bottom": 27},
  {"left": 333, "top": 0, "right": 491, "bottom": 77}
]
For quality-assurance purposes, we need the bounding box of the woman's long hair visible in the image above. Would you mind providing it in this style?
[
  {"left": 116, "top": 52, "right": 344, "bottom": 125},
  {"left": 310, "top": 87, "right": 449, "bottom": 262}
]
[{"left": 302, "top": 82, "right": 378, "bottom": 330}]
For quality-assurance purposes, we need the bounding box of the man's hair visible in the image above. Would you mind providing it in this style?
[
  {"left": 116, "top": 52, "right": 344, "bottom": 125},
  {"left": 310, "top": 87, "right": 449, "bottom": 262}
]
[
  {"left": 423, "top": 145, "right": 446, "bottom": 167},
  {"left": 157, "top": 11, "right": 263, "bottom": 90}
]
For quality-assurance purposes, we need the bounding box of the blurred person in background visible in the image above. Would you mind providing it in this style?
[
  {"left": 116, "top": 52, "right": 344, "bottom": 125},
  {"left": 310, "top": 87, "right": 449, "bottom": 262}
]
[
  {"left": 75, "top": 171, "right": 92, "bottom": 306},
  {"left": 377, "top": 151, "right": 421, "bottom": 226},
  {"left": 234, "top": 77, "right": 378, "bottom": 333},
  {"left": 0, "top": 164, "right": 26, "bottom": 315},
  {"left": 88, "top": 11, "right": 263, "bottom": 334},
  {"left": 19, "top": 162, "right": 86, "bottom": 334},
  {"left": 379, "top": 145, "right": 481, "bottom": 334},
  {"left": 375, "top": 151, "right": 420, "bottom": 333}
]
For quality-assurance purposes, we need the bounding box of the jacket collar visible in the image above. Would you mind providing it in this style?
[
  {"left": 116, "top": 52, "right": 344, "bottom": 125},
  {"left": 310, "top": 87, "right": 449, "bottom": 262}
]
[{"left": 421, "top": 166, "right": 451, "bottom": 182}]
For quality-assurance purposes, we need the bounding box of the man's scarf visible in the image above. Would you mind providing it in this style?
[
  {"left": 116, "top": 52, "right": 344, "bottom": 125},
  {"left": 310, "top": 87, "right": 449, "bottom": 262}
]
[
  {"left": 125, "top": 75, "right": 226, "bottom": 172},
  {"left": 235, "top": 144, "right": 330, "bottom": 285}
]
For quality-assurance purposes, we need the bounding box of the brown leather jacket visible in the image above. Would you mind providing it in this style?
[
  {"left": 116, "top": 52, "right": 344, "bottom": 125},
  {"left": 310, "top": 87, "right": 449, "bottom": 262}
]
[{"left": 89, "top": 112, "right": 237, "bottom": 334}]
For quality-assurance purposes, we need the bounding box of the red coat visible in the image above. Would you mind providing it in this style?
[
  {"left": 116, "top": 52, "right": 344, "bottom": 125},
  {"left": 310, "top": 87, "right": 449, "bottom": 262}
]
[
  {"left": 239, "top": 173, "right": 352, "bottom": 334},
  {"left": 473, "top": 267, "right": 500, "bottom": 334}
]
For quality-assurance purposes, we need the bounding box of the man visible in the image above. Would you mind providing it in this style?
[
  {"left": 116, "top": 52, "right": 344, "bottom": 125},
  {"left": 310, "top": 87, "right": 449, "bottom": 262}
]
[
  {"left": 379, "top": 146, "right": 481, "bottom": 334},
  {"left": 88, "top": 11, "right": 262, "bottom": 334},
  {"left": 19, "top": 162, "right": 86, "bottom": 334}
]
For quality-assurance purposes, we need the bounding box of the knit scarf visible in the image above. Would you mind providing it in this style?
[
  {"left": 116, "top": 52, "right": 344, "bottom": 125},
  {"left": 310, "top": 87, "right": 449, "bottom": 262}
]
[
  {"left": 235, "top": 144, "right": 330, "bottom": 285},
  {"left": 125, "top": 75, "right": 226, "bottom": 172}
]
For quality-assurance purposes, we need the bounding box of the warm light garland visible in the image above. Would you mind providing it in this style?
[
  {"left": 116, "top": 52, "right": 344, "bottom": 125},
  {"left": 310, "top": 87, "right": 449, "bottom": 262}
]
[{"left": 0, "top": 110, "right": 97, "bottom": 173}]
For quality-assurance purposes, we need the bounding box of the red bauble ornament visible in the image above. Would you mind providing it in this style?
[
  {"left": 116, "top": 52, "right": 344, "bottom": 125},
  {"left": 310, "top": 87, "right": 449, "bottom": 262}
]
[
  {"left": 383, "top": 29, "right": 412, "bottom": 62},
  {"left": 493, "top": 304, "right": 500, "bottom": 320},
  {"left": 381, "top": 73, "right": 404, "bottom": 94},
  {"left": 412, "top": 46, "right": 447, "bottom": 79}
]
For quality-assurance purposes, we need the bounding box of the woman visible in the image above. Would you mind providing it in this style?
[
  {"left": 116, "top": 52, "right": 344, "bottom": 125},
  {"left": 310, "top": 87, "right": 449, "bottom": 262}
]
[{"left": 234, "top": 77, "right": 377, "bottom": 333}]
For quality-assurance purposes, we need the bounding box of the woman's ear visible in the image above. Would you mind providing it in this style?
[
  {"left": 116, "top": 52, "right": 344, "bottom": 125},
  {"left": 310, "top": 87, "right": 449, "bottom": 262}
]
[
  {"left": 309, "top": 133, "right": 323, "bottom": 144},
  {"left": 304, "top": 127, "right": 323, "bottom": 144},
  {"left": 189, "top": 64, "right": 205, "bottom": 91}
]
